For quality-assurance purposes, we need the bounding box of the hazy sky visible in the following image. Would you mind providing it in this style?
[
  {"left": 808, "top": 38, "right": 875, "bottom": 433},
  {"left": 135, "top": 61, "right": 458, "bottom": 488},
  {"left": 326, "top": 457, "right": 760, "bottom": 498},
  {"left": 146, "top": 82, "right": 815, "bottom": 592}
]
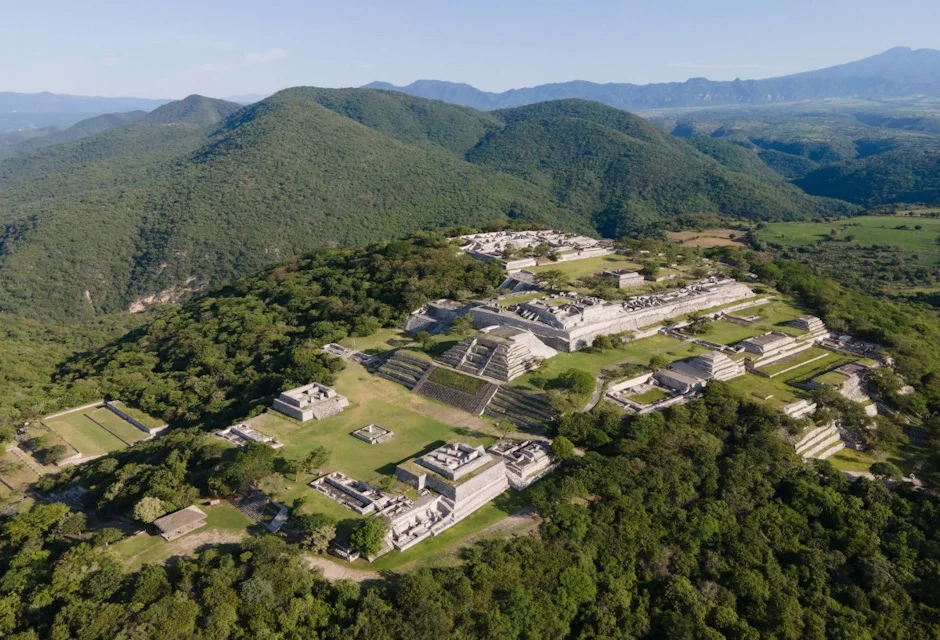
[{"left": 1, "top": 0, "right": 938, "bottom": 99}]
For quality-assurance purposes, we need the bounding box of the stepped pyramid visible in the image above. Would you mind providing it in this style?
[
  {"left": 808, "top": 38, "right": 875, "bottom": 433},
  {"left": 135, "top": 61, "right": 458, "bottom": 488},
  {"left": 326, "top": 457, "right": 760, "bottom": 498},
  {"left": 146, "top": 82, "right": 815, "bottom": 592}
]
[
  {"left": 688, "top": 351, "right": 745, "bottom": 381},
  {"left": 484, "top": 385, "right": 555, "bottom": 429},
  {"left": 794, "top": 422, "right": 845, "bottom": 460},
  {"left": 438, "top": 326, "right": 556, "bottom": 382}
]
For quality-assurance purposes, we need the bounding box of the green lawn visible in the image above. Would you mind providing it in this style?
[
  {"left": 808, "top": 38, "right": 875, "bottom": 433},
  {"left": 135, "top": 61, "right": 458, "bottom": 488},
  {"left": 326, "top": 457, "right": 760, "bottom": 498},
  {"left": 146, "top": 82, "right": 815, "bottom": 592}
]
[
  {"left": 528, "top": 254, "right": 644, "bottom": 281},
  {"left": 511, "top": 334, "right": 706, "bottom": 391},
  {"left": 0, "top": 452, "right": 41, "bottom": 492},
  {"left": 812, "top": 370, "right": 850, "bottom": 387},
  {"left": 726, "top": 351, "right": 855, "bottom": 408},
  {"left": 428, "top": 366, "right": 488, "bottom": 394},
  {"left": 45, "top": 412, "right": 126, "bottom": 457},
  {"left": 86, "top": 407, "right": 149, "bottom": 445},
  {"left": 761, "top": 216, "right": 940, "bottom": 266}
]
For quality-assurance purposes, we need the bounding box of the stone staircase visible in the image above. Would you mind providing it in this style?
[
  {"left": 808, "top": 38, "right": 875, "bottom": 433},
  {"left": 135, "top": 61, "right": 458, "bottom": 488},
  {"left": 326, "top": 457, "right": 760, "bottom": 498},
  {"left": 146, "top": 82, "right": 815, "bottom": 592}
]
[
  {"left": 794, "top": 423, "right": 845, "bottom": 460},
  {"left": 484, "top": 386, "right": 554, "bottom": 429},
  {"left": 376, "top": 352, "right": 432, "bottom": 390}
]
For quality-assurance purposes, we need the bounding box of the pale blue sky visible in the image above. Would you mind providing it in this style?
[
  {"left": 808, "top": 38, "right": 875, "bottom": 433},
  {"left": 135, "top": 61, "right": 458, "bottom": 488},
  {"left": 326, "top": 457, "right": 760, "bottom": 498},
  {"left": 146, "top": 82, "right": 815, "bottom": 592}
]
[{"left": 1, "top": 0, "right": 937, "bottom": 99}]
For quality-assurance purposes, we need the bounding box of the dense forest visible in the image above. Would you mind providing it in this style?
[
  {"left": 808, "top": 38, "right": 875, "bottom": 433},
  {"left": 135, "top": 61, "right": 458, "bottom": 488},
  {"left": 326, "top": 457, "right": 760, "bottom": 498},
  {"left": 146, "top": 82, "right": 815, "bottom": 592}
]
[{"left": 3, "top": 384, "right": 940, "bottom": 639}]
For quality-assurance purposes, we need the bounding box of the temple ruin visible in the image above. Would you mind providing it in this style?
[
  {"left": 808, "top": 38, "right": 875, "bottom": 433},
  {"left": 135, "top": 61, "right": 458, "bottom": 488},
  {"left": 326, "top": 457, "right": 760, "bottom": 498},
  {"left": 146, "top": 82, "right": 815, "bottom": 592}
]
[
  {"left": 458, "top": 230, "right": 612, "bottom": 270},
  {"left": 272, "top": 383, "right": 349, "bottom": 422},
  {"left": 436, "top": 326, "right": 557, "bottom": 381},
  {"left": 469, "top": 277, "right": 754, "bottom": 351}
]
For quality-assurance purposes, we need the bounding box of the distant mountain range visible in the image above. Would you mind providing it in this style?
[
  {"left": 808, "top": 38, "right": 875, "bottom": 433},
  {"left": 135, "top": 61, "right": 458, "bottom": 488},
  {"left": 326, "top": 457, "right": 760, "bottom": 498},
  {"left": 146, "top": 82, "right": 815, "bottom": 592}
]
[
  {"left": 0, "top": 91, "right": 168, "bottom": 114},
  {"left": 364, "top": 47, "right": 940, "bottom": 111}
]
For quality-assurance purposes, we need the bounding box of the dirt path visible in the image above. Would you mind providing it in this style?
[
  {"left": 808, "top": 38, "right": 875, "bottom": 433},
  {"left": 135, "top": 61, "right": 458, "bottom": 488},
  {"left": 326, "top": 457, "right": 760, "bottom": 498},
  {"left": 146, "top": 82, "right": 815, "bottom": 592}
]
[
  {"left": 582, "top": 378, "right": 604, "bottom": 412},
  {"left": 307, "top": 557, "right": 381, "bottom": 582}
]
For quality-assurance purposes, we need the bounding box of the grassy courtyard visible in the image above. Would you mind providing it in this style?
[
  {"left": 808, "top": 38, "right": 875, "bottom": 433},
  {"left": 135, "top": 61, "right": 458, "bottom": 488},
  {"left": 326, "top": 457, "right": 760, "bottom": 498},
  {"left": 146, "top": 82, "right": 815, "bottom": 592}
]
[
  {"left": 45, "top": 412, "right": 125, "bottom": 458},
  {"left": 511, "top": 334, "right": 706, "bottom": 391},
  {"left": 250, "top": 366, "right": 497, "bottom": 485},
  {"left": 528, "top": 254, "right": 644, "bottom": 281},
  {"left": 726, "top": 351, "right": 854, "bottom": 409},
  {"left": 689, "top": 299, "right": 810, "bottom": 346}
]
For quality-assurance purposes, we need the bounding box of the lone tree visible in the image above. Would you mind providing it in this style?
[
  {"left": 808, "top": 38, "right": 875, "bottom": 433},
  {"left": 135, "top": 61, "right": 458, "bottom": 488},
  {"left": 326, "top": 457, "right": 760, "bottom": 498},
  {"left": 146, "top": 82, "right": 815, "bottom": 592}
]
[
  {"left": 640, "top": 261, "right": 661, "bottom": 278},
  {"left": 415, "top": 330, "right": 434, "bottom": 352},
  {"left": 648, "top": 354, "right": 670, "bottom": 370},
  {"left": 870, "top": 461, "right": 903, "bottom": 482},
  {"left": 350, "top": 517, "right": 388, "bottom": 557},
  {"left": 685, "top": 313, "right": 713, "bottom": 335},
  {"left": 134, "top": 497, "right": 167, "bottom": 524},
  {"left": 298, "top": 513, "right": 336, "bottom": 554},
  {"left": 449, "top": 314, "right": 473, "bottom": 336},
  {"left": 551, "top": 435, "right": 576, "bottom": 461},
  {"left": 556, "top": 368, "right": 596, "bottom": 398},
  {"left": 538, "top": 269, "right": 568, "bottom": 292},
  {"left": 303, "top": 446, "right": 331, "bottom": 478}
]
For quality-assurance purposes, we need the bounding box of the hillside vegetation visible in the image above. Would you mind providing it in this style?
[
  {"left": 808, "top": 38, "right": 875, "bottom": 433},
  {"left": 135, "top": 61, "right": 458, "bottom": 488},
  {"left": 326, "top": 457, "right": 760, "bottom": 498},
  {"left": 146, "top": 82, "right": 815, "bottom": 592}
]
[{"left": 0, "top": 88, "right": 852, "bottom": 319}]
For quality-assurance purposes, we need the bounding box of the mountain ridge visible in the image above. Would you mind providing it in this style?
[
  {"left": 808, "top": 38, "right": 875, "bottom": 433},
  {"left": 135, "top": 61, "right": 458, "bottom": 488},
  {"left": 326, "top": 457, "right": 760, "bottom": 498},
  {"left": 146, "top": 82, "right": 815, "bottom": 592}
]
[{"left": 364, "top": 47, "right": 940, "bottom": 111}]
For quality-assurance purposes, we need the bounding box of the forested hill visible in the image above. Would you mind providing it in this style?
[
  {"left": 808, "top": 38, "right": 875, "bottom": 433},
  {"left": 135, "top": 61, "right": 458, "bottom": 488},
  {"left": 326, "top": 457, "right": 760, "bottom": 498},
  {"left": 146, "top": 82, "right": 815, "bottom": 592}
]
[{"left": 0, "top": 87, "right": 853, "bottom": 319}]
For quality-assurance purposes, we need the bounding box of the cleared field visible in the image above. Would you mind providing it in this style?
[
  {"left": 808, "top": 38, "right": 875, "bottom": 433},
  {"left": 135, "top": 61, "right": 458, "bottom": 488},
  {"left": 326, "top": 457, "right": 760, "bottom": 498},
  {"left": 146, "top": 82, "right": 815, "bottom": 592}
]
[
  {"left": 0, "top": 452, "right": 41, "bottom": 492},
  {"left": 511, "top": 334, "right": 706, "bottom": 391},
  {"left": 761, "top": 216, "right": 940, "bottom": 265},
  {"left": 528, "top": 254, "right": 644, "bottom": 281},
  {"left": 45, "top": 412, "right": 125, "bottom": 457},
  {"left": 113, "top": 503, "right": 254, "bottom": 570},
  {"left": 86, "top": 408, "right": 149, "bottom": 445},
  {"left": 668, "top": 228, "right": 747, "bottom": 247},
  {"left": 340, "top": 328, "right": 408, "bottom": 355},
  {"left": 828, "top": 442, "right": 936, "bottom": 477}
]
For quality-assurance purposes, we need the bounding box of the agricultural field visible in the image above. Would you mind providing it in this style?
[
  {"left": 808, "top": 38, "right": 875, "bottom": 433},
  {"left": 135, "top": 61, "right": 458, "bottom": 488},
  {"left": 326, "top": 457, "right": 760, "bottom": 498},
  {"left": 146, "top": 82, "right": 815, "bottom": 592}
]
[
  {"left": 760, "top": 215, "right": 940, "bottom": 261},
  {"left": 758, "top": 215, "right": 940, "bottom": 304}
]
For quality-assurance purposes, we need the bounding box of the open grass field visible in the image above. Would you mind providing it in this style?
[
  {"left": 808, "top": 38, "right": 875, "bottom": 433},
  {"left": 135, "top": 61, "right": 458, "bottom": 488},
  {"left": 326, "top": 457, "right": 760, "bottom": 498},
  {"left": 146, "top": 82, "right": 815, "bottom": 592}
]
[
  {"left": 86, "top": 407, "right": 150, "bottom": 445},
  {"left": 45, "top": 412, "right": 125, "bottom": 457},
  {"left": 761, "top": 216, "right": 940, "bottom": 266},
  {"left": 691, "top": 299, "right": 809, "bottom": 345},
  {"left": 667, "top": 229, "right": 747, "bottom": 247},
  {"left": 527, "top": 254, "right": 644, "bottom": 282},
  {"left": 107, "top": 401, "right": 165, "bottom": 430},
  {"left": 511, "top": 334, "right": 706, "bottom": 391}
]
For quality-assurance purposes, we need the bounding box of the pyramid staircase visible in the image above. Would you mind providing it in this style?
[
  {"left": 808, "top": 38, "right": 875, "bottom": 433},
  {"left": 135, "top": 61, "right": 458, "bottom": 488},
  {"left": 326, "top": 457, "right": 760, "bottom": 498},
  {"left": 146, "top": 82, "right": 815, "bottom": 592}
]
[
  {"left": 376, "top": 352, "right": 433, "bottom": 390},
  {"left": 438, "top": 336, "right": 543, "bottom": 382},
  {"left": 484, "top": 385, "right": 555, "bottom": 429},
  {"left": 794, "top": 423, "right": 845, "bottom": 460}
]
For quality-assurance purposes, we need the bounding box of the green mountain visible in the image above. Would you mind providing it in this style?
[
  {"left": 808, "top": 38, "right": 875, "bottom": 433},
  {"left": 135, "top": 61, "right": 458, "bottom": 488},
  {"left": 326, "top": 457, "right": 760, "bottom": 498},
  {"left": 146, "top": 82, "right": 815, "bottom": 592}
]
[
  {"left": 796, "top": 148, "right": 940, "bottom": 205},
  {"left": 0, "top": 88, "right": 854, "bottom": 319},
  {"left": 3, "top": 111, "right": 147, "bottom": 158},
  {"left": 141, "top": 94, "right": 242, "bottom": 126}
]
